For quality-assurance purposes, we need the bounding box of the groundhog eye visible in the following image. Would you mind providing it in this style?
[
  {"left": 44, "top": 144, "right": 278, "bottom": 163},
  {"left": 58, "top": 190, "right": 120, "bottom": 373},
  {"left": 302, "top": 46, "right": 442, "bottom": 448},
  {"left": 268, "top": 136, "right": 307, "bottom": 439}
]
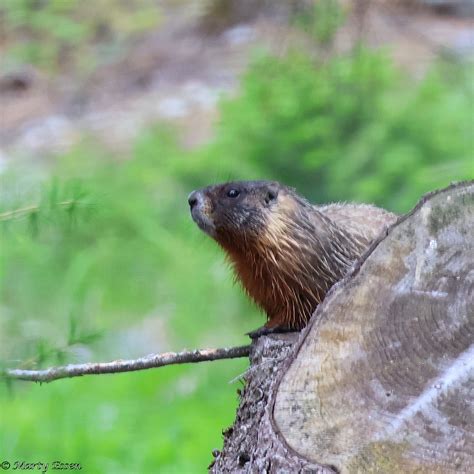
[{"left": 227, "top": 189, "right": 240, "bottom": 198}]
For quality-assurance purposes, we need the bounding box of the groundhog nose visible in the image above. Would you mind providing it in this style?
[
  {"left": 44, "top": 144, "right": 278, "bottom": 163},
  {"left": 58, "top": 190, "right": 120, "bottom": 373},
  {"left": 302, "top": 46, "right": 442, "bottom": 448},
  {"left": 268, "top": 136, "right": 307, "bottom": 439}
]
[{"left": 188, "top": 190, "right": 200, "bottom": 210}]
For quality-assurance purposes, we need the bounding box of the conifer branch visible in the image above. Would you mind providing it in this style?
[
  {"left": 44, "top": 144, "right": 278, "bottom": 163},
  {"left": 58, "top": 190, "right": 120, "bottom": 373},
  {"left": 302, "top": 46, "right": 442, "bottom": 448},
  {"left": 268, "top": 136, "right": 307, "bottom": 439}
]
[{"left": 0, "top": 199, "right": 88, "bottom": 222}]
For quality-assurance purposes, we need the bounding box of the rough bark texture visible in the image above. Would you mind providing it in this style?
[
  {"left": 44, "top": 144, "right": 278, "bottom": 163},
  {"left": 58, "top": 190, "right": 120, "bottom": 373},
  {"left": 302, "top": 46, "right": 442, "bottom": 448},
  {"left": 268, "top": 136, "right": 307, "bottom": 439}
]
[
  {"left": 210, "top": 333, "right": 334, "bottom": 473},
  {"left": 212, "top": 181, "right": 473, "bottom": 473}
]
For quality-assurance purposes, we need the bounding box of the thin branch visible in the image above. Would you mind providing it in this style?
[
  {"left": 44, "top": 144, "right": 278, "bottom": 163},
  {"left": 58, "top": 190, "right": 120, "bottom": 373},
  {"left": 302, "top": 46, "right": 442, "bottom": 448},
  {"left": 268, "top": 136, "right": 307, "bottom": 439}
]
[
  {"left": 0, "top": 200, "right": 88, "bottom": 222},
  {"left": 2, "top": 345, "right": 252, "bottom": 384}
]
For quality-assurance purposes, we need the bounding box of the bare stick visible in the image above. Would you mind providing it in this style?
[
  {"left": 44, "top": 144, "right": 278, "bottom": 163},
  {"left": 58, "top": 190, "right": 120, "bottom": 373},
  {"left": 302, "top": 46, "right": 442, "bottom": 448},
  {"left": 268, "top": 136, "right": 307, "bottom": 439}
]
[{"left": 2, "top": 345, "right": 251, "bottom": 384}]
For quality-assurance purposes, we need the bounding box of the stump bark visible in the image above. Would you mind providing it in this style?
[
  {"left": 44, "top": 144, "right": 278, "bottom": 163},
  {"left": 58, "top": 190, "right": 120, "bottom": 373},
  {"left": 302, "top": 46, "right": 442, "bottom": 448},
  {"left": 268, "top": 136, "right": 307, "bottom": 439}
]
[{"left": 211, "top": 181, "right": 474, "bottom": 473}]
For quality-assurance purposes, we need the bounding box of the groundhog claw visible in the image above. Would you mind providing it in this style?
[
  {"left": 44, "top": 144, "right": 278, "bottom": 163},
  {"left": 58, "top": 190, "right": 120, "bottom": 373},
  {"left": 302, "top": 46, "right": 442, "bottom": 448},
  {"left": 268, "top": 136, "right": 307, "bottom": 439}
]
[{"left": 246, "top": 326, "right": 297, "bottom": 339}]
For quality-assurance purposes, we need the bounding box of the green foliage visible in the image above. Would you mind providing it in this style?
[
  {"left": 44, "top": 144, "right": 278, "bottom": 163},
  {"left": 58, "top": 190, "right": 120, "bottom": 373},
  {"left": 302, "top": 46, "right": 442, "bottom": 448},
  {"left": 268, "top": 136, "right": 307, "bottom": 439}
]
[
  {"left": 0, "top": 0, "right": 161, "bottom": 73},
  {"left": 295, "top": 0, "right": 345, "bottom": 44},
  {"left": 1, "top": 135, "right": 258, "bottom": 363},
  {"left": 1, "top": 133, "right": 258, "bottom": 472},
  {"left": 0, "top": 361, "right": 246, "bottom": 473},
  {"left": 1, "top": 26, "right": 473, "bottom": 472},
  {"left": 208, "top": 49, "right": 473, "bottom": 211}
]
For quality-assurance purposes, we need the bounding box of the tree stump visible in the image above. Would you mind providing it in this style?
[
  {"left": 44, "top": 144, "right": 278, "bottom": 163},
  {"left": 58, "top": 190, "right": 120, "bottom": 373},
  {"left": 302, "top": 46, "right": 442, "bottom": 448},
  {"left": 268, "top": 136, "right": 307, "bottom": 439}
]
[{"left": 212, "top": 181, "right": 474, "bottom": 473}]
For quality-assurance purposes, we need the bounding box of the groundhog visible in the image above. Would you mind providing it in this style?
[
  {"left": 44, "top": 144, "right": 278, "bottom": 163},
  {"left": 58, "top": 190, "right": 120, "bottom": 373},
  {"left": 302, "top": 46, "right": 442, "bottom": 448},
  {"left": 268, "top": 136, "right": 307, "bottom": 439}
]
[{"left": 188, "top": 180, "right": 397, "bottom": 337}]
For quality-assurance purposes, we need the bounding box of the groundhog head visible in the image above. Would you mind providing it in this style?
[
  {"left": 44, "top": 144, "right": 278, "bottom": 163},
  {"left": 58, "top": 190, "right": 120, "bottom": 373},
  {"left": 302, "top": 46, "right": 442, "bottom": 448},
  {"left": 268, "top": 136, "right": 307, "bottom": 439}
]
[
  {"left": 188, "top": 180, "right": 287, "bottom": 246},
  {"left": 188, "top": 180, "right": 396, "bottom": 333}
]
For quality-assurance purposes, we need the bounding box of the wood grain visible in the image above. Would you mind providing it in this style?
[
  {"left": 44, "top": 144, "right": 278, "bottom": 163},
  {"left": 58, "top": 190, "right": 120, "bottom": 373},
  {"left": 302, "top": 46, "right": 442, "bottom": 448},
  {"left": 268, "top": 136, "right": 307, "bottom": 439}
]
[{"left": 274, "top": 181, "right": 474, "bottom": 473}]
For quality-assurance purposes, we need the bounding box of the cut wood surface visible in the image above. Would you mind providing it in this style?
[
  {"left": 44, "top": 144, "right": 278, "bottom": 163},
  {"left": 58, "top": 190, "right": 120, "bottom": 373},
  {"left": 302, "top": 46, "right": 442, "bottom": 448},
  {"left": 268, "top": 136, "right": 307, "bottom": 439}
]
[
  {"left": 274, "top": 181, "right": 474, "bottom": 473},
  {"left": 210, "top": 333, "right": 333, "bottom": 473}
]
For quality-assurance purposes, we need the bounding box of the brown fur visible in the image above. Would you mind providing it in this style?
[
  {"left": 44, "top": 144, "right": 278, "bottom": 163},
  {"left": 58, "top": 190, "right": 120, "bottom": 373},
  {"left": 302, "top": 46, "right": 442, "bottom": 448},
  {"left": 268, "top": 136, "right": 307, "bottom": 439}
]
[{"left": 189, "top": 180, "right": 397, "bottom": 330}]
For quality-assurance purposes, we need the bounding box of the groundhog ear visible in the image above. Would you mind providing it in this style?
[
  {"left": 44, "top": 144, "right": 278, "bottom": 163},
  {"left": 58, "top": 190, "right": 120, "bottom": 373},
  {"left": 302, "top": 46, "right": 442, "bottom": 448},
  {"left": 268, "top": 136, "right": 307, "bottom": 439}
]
[{"left": 265, "top": 186, "right": 279, "bottom": 204}]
